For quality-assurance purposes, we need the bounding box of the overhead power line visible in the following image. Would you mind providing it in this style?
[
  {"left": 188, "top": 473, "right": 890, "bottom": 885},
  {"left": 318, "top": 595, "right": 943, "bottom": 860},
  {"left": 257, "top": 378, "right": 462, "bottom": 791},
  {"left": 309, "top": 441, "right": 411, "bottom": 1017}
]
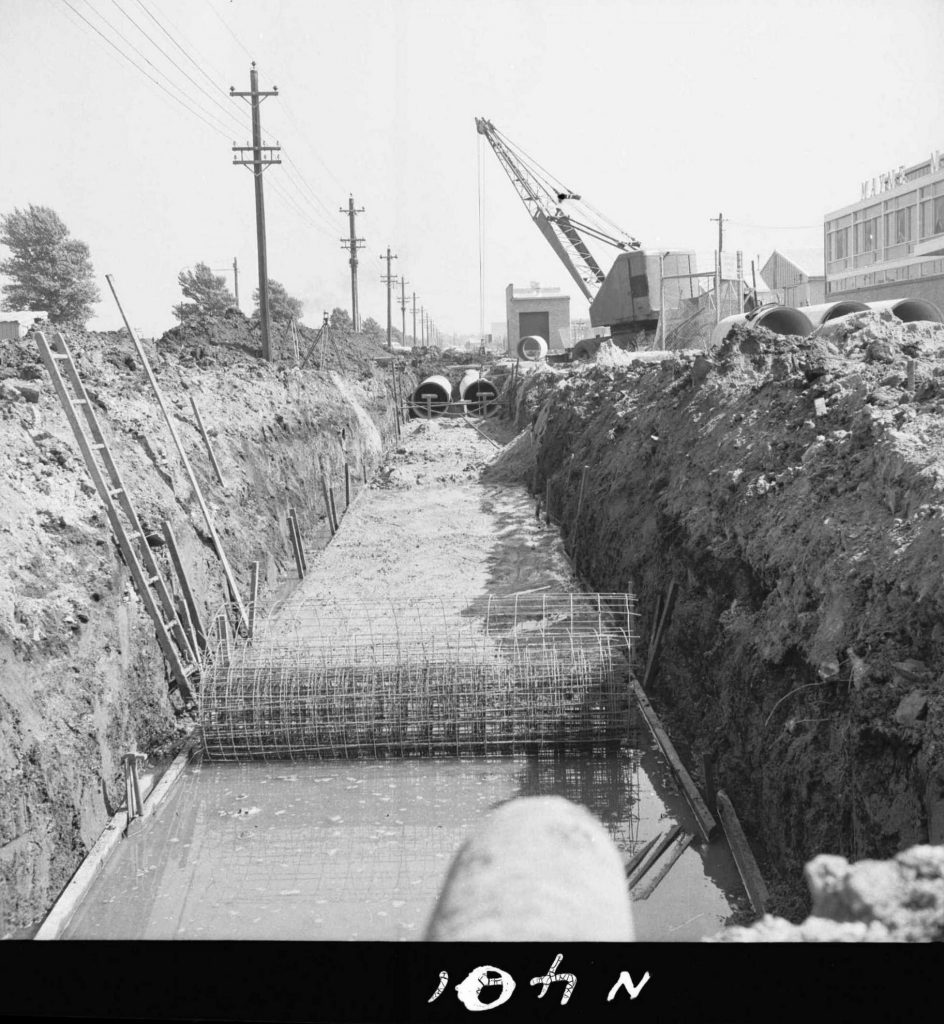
[
  {"left": 108, "top": 0, "right": 245, "bottom": 137},
  {"left": 61, "top": 0, "right": 233, "bottom": 142},
  {"left": 201, "top": 0, "right": 254, "bottom": 60},
  {"left": 133, "top": 0, "right": 229, "bottom": 99}
]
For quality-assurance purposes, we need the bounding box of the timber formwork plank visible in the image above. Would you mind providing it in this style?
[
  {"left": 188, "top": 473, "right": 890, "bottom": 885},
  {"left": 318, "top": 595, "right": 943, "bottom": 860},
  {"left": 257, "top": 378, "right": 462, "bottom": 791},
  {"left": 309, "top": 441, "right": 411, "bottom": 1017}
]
[
  {"left": 716, "top": 789, "right": 769, "bottom": 916},
  {"left": 631, "top": 678, "right": 717, "bottom": 841},
  {"left": 631, "top": 830, "right": 695, "bottom": 901}
]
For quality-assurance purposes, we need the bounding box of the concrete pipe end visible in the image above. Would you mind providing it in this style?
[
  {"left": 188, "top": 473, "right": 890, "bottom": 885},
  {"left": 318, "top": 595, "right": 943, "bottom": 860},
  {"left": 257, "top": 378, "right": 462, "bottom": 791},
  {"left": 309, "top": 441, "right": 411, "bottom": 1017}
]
[
  {"left": 424, "top": 795, "right": 634, "bottom": 942},
  {"left": 517, "top": 335, "right": 549, "bottom": 361}
]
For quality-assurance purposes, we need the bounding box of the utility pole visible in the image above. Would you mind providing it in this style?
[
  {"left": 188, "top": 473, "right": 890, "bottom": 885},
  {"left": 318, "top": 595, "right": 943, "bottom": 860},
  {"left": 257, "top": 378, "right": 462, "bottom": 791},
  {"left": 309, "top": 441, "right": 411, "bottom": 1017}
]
[
  {"left": 411, "top": 292, "right": 417, "bottom": 347},
  {"left": 231, "top": 63, "right": 280, "bottom": 361},
  {"left": 420, "top": 306, "right": 425, "bottom": 346},
  {"left": 399, "top": 276, "right": 409, "bottom": 348},
  {"left": 340, "top": 195, "right": 365, "bottom": 332},
  {"left": 232, "top": 257, "right": 239, "bottom": 309},
  {"left": 711, "top": 211, "right": 724, "bottom": 255},
  {"left": 379, "top": 247, "right": 398, "bottom": 351}
]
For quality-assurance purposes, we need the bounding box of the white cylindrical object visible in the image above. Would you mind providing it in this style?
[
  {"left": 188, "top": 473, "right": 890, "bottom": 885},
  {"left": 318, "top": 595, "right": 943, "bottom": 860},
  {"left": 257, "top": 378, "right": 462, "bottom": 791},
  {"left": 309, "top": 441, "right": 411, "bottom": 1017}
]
[
  {"left": 457, "top": 369, "right": 498, "bottom": 415},
  {"left": 517, "top": 335, "right": 548, "bottom": 361},
  {"left": 802, "top": 300, "right": 870, "bottom": 328},
  {"left": 424, "top": 796, "right": 635, "bottom": 941},
  {"left": 710, "top": 305, "right": 813, "bottom": 349},
  {"left": 867, "top": 298, "right": 943, "bottom": 323},
  {"left": 411, "top": 375, "right": 452, "bottom": 416}
]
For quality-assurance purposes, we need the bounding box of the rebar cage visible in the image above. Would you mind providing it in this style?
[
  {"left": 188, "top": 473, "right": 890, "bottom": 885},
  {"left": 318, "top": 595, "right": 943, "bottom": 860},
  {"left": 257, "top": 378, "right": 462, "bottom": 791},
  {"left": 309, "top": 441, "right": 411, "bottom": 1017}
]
[{"left": 200, "top": 593, "right": 637, "bottom": 761}]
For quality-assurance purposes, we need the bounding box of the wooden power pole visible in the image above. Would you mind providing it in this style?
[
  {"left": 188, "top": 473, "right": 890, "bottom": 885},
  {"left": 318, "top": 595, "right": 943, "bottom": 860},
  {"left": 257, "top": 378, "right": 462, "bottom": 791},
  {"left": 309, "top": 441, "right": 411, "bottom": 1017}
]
[
  {"left": 399, "top": 276, "right": 409, "bottom": 348},
  {"left": 340, "top": 195, "right": 365, "bottom": 332},
  {"left": 412, "top": 292, "right": 417, "bottom": 347},
  {"left": 232, "top": 257, "right": 239, "bottom": 309},
  {"left": 380, "top": 247, "right": 398, "bottom": 350},
  {"left": 231, "top": 63, "right": 280, "bottom": 361}
]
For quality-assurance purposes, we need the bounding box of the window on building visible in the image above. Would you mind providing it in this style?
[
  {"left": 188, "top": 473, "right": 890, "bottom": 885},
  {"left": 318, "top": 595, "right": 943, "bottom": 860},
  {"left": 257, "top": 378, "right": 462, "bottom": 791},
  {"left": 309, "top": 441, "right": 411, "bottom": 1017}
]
[{"left": 885, "top": 207, "right": 913, "bottom": 245}]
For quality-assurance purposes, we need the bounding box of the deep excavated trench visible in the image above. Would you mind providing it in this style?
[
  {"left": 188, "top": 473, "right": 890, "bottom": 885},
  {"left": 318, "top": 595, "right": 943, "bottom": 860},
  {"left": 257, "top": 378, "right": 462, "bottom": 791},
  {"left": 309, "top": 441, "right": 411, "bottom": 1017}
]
[{"left": 56, "top": 417, "right": 747, "bottom": 940}]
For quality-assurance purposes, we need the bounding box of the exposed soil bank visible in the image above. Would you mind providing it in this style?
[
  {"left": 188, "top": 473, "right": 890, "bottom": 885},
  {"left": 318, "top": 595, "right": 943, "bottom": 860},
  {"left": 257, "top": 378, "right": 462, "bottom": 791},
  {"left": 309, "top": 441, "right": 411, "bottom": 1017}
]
[
  {"left": 493, "top": 310, "right": 944, "bottom": 918},
  {"left": 0, "top": 321, "right": 401, "bottom": 934}
]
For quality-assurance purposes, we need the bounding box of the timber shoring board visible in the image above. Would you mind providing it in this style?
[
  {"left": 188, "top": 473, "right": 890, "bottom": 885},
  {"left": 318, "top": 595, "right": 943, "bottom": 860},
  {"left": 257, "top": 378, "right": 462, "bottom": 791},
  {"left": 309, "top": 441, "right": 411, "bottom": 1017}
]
[
  {"left": 716, "top": 789, "right": 769, "bottom": 916},
  {"left": 631, "top": 678, "right": 718, "bottom": 841}
]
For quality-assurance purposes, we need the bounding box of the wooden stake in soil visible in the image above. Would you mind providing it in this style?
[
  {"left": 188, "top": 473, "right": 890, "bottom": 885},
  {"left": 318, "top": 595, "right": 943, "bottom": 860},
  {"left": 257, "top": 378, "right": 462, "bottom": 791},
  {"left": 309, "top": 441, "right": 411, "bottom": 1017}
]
[
  {"left": 161, "top": 521, "right": 206, "bottom": 653},
  {"left": 641, "top": 579, "right": 679, "bottom": 691},
  {"left": 344, "top": 463, "right": 351, "bottom": 509},
  {"left": 288, "top": 507, "right": 308, "bottom": 575},
  {"left": 907, "top": 358, "right": 916, "bottom": 392},
  {"left": 189, "top": 395, "right": 226, "bottom": 487},
  {"left": 320, "top": 478, "right": 336, "bottom": 537},
  {"left": 287, "top": 512, "right": 305, "bottom": 579},
  {"left": 248, "top": 561, "right": 259, "bottom": 639},
  {"left": 327, "top": 485, "right": 340, "bottom": 533}
]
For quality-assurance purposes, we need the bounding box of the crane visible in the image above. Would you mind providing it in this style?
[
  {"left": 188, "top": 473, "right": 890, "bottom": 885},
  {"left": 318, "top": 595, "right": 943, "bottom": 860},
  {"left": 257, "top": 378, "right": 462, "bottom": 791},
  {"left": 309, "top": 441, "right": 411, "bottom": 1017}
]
[{"left": 475, "top": 117, "right": 641, "bottom": 302}]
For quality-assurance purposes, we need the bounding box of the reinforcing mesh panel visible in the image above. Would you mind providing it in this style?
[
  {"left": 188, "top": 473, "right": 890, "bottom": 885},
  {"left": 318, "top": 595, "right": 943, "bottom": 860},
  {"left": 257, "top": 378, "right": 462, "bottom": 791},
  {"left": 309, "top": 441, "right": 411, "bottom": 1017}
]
[{"left": 200, "top": 593, "right": 635, "bottom": 761}]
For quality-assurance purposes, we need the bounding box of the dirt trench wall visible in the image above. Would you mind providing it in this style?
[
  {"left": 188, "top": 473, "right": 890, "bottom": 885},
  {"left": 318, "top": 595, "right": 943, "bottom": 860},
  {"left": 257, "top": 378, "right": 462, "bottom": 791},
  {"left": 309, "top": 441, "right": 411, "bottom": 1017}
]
[
  {"left": 0, "top": 329, "right": 401, "bottom": 934},
  {"left": 500, "top": 313, "right": 944, "bottom": 917}
]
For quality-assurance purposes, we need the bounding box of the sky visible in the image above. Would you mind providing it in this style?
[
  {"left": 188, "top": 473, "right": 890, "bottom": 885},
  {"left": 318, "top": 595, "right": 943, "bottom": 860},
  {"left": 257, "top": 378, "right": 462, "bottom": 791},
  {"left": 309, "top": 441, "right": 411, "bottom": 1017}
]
[{"left": 1, "top": 0, "right": 943, "bottom": 340}]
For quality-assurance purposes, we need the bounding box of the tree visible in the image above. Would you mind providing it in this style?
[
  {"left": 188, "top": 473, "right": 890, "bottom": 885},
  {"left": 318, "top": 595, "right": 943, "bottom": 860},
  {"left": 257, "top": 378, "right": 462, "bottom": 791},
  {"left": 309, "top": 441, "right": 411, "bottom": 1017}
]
[
  {"left": 173, "top": 262, "right": 235, "bottom": 321},
  {"left": 361, "top": 317, "right": 384, "bottom": 342},
  {"left": 252, "top": 279, "right": 304, "bottom": 324},
  {"left": 329, "top": 307, "right": 353, "bottom": 332},
  {"left": 0, "top": 205, "right": 100, "bottom": 324}
]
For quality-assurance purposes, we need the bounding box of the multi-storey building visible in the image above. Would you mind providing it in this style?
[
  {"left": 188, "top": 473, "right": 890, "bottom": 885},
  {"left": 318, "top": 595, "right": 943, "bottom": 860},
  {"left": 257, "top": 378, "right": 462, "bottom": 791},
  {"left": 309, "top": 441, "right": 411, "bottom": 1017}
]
[{"left": 824, "top": 150, "right": 944, "bottom": 305}]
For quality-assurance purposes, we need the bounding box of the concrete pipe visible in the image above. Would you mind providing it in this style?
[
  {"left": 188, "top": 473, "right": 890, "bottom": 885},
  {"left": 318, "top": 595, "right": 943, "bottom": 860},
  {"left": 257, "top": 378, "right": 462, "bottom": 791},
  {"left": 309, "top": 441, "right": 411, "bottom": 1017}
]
[
  {"left": 411, "top": 374, "right": 452, "bottom": 417},
  {"left": 458, "top": 369, "right": 499, "bottom": 416},
  {"left": 709, "top": 305, "right": 813, "bottom": 349},
  {"left": 802, "top": 300, "right": 870, "bottom": 328},
  {"left": 867, "top": 298, "right": 943, "bottom": 323},
  {"left": 424, "top": 796, "right": 634, "bottom": 941},
  {"left": 517, "top": 335, "right": 548, "bottom": 361}
]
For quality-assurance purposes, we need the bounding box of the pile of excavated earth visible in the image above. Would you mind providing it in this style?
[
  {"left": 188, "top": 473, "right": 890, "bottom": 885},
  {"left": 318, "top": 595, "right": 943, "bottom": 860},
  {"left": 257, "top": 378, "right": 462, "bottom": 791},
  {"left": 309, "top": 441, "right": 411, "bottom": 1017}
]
[
  {"left": 491, "top": 308, "right": 944, "bottom": 937},
  {"left": 3, "top": 305, "right": 944, "bottom": 941}
]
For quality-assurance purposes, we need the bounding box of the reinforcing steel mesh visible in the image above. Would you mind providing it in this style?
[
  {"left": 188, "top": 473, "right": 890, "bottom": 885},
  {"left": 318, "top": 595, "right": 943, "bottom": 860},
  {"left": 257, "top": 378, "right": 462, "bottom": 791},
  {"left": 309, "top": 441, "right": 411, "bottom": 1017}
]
[{"left": 199, "top": 593, "right": 637, "bottom": 761}]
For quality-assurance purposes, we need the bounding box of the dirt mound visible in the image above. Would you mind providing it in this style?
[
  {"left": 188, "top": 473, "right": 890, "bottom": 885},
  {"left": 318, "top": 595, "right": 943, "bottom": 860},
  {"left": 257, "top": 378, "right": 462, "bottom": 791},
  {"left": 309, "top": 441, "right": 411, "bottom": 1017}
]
[
  {"left": 507, "top": 312, "right": 944, "bottom": 917},
  {"left": 158, "top": 312, "right": 392, "bottom": 380}
]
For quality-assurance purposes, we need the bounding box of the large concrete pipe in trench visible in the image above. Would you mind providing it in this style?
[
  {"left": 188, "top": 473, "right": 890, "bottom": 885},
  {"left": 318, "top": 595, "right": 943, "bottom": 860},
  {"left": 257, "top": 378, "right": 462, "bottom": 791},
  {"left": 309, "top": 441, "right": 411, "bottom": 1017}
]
[
  {"left": 411, "top": 374, "right": 452, "bottom": 417},
  {"left": 458, "top": 369, "right": 499, "bottom": 416},
  {"left": 424, "top": 796, "right": 635, "bottom": 941},
  {"left": 709, "top": 305, "right": 814, "bottom": 349},
  {"left": 867, "top": 298, "right": 943, "bottom": 323},
  {"left": 803, "top": 300, "right": 871, "bottom": 328},
  {"left": 517, "top": 335, "right": 548, "bottom": 361}
]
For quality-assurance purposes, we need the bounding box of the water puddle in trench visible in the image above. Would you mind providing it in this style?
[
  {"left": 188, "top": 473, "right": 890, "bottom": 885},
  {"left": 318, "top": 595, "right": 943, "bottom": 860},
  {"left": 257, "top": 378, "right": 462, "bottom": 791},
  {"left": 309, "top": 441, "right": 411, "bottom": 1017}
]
[{"left": 63, "top": 715, "right": 747, "bottom": 941}]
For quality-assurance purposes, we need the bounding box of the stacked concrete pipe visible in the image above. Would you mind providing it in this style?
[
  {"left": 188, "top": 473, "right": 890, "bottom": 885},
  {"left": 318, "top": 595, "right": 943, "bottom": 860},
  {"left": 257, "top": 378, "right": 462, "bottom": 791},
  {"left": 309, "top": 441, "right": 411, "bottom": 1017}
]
[
  {"left": 458, "top": 369, "right": 499, "bottom": 416},
  {"left": 866, "top": 298, "right": 943, "bottom": 323},
  {"left": 411, "top": 374, "right": 452, "bottom": 417},
  {"left": 709, "top": 305, "right": 814, "bottom": 349},
  {"left": 517, "top": 335, "right": 548, "bottom": 361},
  {"left": 802, "top": 300, "right": 870, "bottom": 328}
]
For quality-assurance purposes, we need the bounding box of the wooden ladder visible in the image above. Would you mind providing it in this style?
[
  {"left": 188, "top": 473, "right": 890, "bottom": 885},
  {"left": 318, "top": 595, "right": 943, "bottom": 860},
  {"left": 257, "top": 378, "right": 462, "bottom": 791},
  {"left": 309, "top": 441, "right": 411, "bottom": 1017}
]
[{"left": 36, "top": 331, "right": 198, "bottom": 705}]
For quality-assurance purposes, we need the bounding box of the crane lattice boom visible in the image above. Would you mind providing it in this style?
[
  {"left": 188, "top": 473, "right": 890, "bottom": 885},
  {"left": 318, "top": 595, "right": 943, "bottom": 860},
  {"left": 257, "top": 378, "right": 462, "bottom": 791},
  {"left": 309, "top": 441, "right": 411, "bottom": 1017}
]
[{"left": 475, "top": 117, "right": 641, "bottom": 301}]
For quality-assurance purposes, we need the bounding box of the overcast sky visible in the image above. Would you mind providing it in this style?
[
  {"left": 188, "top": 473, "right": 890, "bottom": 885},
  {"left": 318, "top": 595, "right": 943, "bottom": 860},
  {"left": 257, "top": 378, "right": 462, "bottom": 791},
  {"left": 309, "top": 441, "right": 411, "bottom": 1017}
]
[{"left": 2, "top": 0, "right": 943, "bottom": 339}]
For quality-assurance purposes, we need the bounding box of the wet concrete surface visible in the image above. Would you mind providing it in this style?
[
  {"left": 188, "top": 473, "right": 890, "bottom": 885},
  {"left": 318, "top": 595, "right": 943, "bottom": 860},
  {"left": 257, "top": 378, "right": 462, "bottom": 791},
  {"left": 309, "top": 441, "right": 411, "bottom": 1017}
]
[
  {"left": 64, "top": 731, "right": 747, "bottom": 940},
  {"left": 62, "top": 416, "right": 749, "bottom": 940}
]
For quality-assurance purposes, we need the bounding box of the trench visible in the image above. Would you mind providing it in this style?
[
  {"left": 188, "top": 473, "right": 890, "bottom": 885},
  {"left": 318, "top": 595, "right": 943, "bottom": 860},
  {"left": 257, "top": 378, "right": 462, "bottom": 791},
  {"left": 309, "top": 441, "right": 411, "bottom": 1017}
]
[{"left": 56, "top": 416, "right": 748, "bottom": 940}]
